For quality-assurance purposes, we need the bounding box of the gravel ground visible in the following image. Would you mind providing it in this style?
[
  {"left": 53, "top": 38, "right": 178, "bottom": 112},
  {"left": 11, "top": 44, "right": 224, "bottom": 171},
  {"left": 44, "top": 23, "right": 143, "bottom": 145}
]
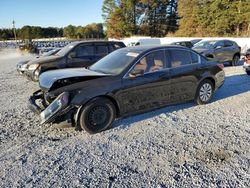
[{"left": 0, "top": 49, "right": 249, "bottom": 188}]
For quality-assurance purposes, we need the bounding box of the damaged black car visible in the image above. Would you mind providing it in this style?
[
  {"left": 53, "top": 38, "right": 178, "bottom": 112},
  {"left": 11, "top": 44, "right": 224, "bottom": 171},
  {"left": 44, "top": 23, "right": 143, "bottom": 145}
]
[{"left": 29, "top": 45, "right": 225, "bottom": 134}]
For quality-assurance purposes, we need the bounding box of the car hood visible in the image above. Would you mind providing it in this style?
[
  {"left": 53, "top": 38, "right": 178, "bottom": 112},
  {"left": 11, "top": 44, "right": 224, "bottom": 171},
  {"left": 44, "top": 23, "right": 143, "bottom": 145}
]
[
  {"left": 39, "top": 68, "right": 109, "bottom": 91},
  {"left": 27, "top": 55, "right": 62, "bottom": 65}
]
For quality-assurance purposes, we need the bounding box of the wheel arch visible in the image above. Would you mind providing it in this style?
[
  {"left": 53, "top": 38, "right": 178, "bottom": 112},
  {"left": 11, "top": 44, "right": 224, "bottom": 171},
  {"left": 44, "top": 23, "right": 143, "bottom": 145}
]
[
  {"left": 233, "top": 52, "right": 240, "bottom": 58},
  {"left": 198, "top": 76, "right": 215, "bottom": 90},
  {"left": 74, "top": 95, "right": 121, "bottom": 127}
]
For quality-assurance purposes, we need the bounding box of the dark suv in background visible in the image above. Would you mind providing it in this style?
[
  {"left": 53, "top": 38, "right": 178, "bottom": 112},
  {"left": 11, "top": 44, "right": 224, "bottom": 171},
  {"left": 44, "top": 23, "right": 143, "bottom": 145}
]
[
  {"left": 24, "top": 41, "right": 126, "bottom": 81},
  {"left": 192, "top": 40, "right": 241, "bottom": 66}
]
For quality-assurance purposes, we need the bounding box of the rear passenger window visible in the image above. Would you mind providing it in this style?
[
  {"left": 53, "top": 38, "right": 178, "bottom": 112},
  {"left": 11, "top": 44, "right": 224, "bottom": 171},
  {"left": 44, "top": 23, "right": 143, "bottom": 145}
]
[
  {"left": 224, "top": 41, "right": 233, "bottom": 47},
  {"left": 169, "top": 49, "right": 192, "bottom": 68},
  {"left": 215, "top": 41, "right": 225, "bottom": 48},
  {"left": 96, "top": 45, "right": 109, "bottom": 56}
]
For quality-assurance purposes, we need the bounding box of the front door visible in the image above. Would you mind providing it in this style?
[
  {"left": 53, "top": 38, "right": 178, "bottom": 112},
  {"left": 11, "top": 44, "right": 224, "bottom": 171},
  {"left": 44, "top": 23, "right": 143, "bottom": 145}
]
[
  {"left": 67, "top": 44, "right": 95, "bottom": 68},
  {"left": 115, "top": 50, "right": 171, "bottom": 115}
]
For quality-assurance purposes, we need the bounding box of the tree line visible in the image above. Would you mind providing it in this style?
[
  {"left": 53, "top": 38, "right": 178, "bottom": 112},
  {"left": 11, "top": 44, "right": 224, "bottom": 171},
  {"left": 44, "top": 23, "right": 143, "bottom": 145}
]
[
  {"left": 0, "top": 23, "right": 105, "bottom": 40},
  {"left": 0, "top": 26, "right": 63, "bottom": 40},
  {"left": 177, "top": 0, "right": 250, "bottom": 37},
  {"left": 102, "top": 0, "right": 178, "bottom": 38},
  {"left": 1, "top": 0, "right": 249, "bottom": 40},
  {"left": 103, "top": 0, "right": 250, "bottom": 38}
]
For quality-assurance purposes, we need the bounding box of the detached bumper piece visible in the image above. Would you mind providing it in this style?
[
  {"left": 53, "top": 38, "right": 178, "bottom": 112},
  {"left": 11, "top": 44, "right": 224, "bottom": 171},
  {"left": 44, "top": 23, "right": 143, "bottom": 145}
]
[{"left": 28, "top": 90, "right": 47, "bottom": 114}]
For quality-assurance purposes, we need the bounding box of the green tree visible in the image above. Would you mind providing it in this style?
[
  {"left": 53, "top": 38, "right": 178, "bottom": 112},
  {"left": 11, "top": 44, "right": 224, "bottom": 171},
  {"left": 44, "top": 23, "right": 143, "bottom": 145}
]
[
  {"left": 63, "top": 25, "right": 76, "bottom": 38},
  {"left": 176, "top": 0, "right": 199, "bottom": 36}
]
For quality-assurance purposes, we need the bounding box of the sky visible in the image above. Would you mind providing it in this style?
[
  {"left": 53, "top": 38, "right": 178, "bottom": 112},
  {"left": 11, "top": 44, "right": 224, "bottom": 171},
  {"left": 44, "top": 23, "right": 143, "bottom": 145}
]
[{"left": 0, "top": 0, "right": 104, "bottom": 28}]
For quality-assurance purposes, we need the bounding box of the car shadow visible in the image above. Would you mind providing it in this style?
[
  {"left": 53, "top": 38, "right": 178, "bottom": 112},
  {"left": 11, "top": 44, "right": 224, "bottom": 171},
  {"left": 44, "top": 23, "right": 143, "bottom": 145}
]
[
  {"left": 223, "top": 60, "right": 244, "bottom": 67},
  {"left": 213, "top": 73, "right": 250, "bottom": 101},
  {"left": 113, "top": 73, "right": 250, "bottom": 130}
]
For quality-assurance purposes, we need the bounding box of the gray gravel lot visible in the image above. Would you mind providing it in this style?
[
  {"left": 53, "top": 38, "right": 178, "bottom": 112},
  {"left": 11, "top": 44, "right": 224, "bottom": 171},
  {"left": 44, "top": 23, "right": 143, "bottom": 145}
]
[{"left": 0, "top": 49, "right": 249, "bottom": 187}]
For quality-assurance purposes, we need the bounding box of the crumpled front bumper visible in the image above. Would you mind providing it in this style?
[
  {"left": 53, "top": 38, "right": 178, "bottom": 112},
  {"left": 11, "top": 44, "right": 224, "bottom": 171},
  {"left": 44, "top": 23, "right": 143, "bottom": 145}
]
[
  {"left": 28, "top": 90, "right": 74, "bottom": 125},
  {"left": 16, "top": 65, "right": 27, "bottom": 75},
  {"left": 25, "top": 69, "right": 38, "bottom": 82},
  {"left": 28, "top": 90, "right": 47, "bottom": 114}
]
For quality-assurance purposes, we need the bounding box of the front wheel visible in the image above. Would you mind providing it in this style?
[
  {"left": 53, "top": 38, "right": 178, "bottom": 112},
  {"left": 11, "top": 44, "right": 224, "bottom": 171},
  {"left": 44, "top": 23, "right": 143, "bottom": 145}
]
[
  {"left": 78, "top": 97, "right": 116, "bottom": 134},
  {"left": 195, "top": 80, "right": 214, "bottom": 105},
  {"left": 246, "top": 71, "right": 250, "bottom": 76}
]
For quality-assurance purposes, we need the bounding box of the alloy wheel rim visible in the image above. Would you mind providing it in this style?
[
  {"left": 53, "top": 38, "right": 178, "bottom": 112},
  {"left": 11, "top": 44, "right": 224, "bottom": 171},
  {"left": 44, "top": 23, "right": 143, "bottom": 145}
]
[{"left": 199, "top": 83, "right": 212, "bottom": 102}]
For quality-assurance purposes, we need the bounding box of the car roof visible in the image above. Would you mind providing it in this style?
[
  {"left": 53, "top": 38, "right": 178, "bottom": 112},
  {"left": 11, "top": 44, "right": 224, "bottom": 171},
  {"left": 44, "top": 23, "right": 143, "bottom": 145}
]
[
  {"left": 124, "top": 44, "right": 190, "bottom": 51},
  {"left": 69, "top": 40, "right": 124, "bottom": 46},
  {"left": 201, "top": 39, "right": 234, "bottom": 42},
  {"left": 172, "top": 41, "right": 191, "bottom": 43}
]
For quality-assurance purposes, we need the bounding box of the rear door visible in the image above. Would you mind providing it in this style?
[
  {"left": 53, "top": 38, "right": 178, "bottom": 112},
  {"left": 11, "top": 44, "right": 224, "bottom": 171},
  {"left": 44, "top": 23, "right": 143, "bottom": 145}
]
[
  {"left": 224, "top": 40, "right": 235, "bottom": 61},
  {"left": 213, "top": 41, "right": 227, "bottom": 62},
  {"left": 67, "top": 43, "right": 95, "bottom": 67},
  {"left": 168, "top": 49, "right": 201, "bottom": 103}
]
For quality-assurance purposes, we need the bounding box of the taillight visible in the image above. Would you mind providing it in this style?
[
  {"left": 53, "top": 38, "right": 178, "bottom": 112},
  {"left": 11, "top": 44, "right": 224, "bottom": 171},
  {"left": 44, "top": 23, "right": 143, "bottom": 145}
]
[{"left": 217, "top": 63, "right": 224, "bottom": 69}]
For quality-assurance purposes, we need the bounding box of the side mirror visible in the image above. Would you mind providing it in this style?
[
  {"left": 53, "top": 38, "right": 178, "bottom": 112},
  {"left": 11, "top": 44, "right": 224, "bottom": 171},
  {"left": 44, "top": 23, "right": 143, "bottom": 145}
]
[
  {"left": 215, "top": 46, "right": 222, "bottom": 49},
  {"left": 129, "top": 69, "right": 144, "bottom": 78},
  {"left": 68, "top": 52, "right": 76, "bottom": 59}
]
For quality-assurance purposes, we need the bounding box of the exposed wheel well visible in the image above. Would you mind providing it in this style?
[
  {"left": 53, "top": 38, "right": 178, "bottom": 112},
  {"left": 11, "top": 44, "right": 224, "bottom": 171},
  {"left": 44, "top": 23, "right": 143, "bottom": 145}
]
[{"left": 233, "top": 53, "right": 240, "bottom": 58}]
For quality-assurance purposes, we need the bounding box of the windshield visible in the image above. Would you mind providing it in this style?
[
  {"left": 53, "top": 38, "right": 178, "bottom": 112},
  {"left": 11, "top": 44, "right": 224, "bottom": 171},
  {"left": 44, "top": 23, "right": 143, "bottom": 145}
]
[
  {"left": 89, "top": 49, "right": 140, "bottom": 75},
  {"left": 56, "top": 43, "right": 74, "bottom": 56},
  {"left": 42, "top": 49, "right": 60, "bottom": 56},
  {"left": 193, "top": 41, "right": 216, "bottom": 49}
]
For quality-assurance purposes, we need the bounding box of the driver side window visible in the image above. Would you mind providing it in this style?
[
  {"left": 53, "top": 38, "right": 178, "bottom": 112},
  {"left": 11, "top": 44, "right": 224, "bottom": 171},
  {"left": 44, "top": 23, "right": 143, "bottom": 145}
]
[
  {"left": 214, "top": 41, "right": 225, "bottom": 49},
  {"left": 132, "top": 50, "right": 166, "bottom": 74},
  {"left": 73, "top": 45, "right": 94, "bottom": 58}
]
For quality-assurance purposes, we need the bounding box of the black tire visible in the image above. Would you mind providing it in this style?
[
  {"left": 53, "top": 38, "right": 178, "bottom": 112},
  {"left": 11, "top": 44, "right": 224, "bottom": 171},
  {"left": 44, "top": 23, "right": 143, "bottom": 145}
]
[
  {"left": 231, "top": 55, "right": 240, "bottom": 66},
  {"left": 78, "top": 97, "right": 116, "bottom": 134},
  {"left": 247, "top": 71, "right": 250, "bottom": 76},
  {"left": 195, "top": 80, "right": 214, "bottom": 105}
]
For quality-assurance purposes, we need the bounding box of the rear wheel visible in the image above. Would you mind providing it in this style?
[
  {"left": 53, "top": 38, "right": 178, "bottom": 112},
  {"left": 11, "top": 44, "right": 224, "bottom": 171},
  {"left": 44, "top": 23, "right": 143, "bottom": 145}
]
[
  {"left": 78, "top": 97, "right": 116, "bottom": 134},
  {"left": 195, "top": 80, "right": 214, "bottom": 105},
  {"left": 246, "top": 71, "right": 250, "bottom": 75},
  {"left": 231, "top": 55, "right": 240, "bottom": 66}
]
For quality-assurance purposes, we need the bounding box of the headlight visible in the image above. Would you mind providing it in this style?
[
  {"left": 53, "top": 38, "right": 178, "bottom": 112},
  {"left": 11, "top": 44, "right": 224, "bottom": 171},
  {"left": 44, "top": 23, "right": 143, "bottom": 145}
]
[
  {"left": 40, "top": 92, "right": 69, "bottom": 124},
  {"left": 28, "top": 64, "right": 39, "bottom": 70},
  {"left": 34, "top": 69, "right": 40, "bottom": 81}
]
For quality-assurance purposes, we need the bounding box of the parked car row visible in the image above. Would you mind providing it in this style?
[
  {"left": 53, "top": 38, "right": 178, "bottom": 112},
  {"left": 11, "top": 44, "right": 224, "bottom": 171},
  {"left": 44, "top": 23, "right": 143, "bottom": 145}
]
[{"left": 16, "top": 40, "right": 226, "bottom": 134}]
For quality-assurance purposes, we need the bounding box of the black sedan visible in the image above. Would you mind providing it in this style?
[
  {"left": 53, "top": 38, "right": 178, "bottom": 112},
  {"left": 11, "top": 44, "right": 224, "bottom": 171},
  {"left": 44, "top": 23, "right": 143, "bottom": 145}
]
[{"left": 29, "top": 45, "right": 225, "bottom": 134}]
